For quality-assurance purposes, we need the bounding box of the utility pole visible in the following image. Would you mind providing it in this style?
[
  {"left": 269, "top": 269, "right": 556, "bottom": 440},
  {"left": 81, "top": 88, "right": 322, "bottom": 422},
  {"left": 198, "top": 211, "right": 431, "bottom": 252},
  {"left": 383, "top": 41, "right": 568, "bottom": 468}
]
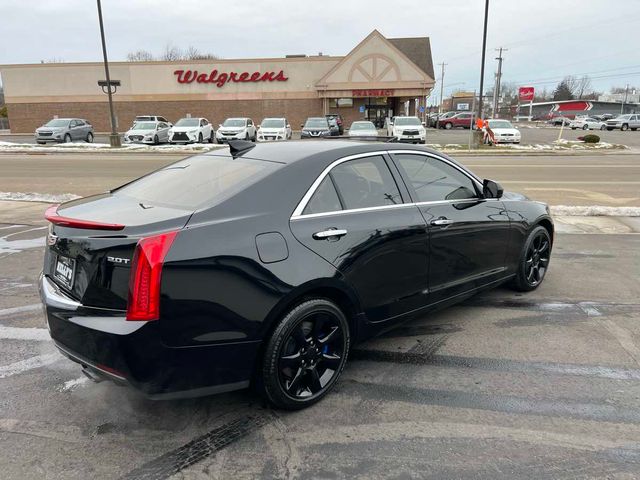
[
  {"left": 96, "top": 0, "right": 120, "bottom": 147},
  {"left": 435, "top": 62, "right": 447, "bottom": 129},
  {"left": 621, "top": 83, "right": 629, "bottom": 114},
  {"left": 492, "top": 47, "right": 506, "bottom": 118},
  {"left": 477, "top": 0, "right": 490, "bottom": 122}
]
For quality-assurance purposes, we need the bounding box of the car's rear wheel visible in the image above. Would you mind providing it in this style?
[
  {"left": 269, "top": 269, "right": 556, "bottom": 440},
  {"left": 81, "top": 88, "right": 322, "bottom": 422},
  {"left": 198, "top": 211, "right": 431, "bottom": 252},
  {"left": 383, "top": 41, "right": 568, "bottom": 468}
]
[
  {"left": 511, "top": 226, "right": 551, "bottom": 292},
  {"left": 259, "top": 299, "right": 350, "bottom": 410},
  {"left": 86, "top": 132, "right": 94, "bottom": 143}
]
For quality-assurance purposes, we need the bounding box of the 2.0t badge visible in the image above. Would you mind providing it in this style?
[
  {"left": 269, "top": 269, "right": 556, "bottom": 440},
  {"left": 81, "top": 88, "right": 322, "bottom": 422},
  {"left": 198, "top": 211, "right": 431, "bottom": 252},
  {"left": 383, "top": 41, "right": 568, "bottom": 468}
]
[{"left": 107, "top": 256, "right": 130, "bottom": 265}]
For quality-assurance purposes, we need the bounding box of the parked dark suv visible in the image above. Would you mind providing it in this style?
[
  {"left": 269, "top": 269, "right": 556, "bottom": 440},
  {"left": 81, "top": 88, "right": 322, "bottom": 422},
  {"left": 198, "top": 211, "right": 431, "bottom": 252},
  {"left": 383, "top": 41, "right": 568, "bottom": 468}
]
[
  {"left": 41, "top": 140, "right": 553, "bottom": 409},
  {"left": 301, "top": 117, "right": 337, "bottom": 138}
]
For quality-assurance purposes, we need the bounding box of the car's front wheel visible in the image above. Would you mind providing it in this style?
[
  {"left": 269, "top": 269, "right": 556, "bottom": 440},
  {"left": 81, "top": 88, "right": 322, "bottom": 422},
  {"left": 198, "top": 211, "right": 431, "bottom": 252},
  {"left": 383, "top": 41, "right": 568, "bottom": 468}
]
[
  {"left": 86, "top": 132, "right": 94, "bottom": 143},
  {"left": 621, "top": 124, "right": 629, "bottom": 131},
  {"left": 583, "top": 125, "right": 589, "bottom": 130},
  {"left": 198, "top": 133, "right": 203, "bottom": 143},
  {"left": 63, "top": 134, "right": 71, "bottom": 143},
  {"left": 511, "top": 225, "right": 551, "bottom": 292},
  {"left": 259, "top": 299, "right": 350, "bottom": 410}
]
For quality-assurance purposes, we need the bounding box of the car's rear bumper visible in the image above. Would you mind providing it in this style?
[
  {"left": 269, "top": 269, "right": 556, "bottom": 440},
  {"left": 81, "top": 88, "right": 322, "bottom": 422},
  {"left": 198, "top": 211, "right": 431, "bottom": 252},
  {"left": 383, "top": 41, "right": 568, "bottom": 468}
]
[{"left": 39, "top": 274, "right": 256, "bottom": 399}]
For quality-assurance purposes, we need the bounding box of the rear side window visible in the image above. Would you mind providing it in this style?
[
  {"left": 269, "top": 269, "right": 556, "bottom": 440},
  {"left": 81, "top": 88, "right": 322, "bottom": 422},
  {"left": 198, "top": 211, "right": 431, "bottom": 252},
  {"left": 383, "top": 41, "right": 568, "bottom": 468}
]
[
  {"left": 330, "top": 156, "right": 401, "bottom": 210},
  {"left": 303, "top": 177, "right": 342, "bottom": 215},
  {"left": 115, "top": 156, "right": 279, "bottom": 209},
  {"left": 394, "top": 154, "right": 478, "bottom": 203}
]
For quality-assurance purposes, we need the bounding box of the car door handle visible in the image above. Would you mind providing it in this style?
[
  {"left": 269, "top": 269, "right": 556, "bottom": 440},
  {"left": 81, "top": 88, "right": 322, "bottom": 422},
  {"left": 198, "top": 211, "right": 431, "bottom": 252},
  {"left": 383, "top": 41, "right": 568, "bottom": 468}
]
[
  {"left": 313, "top": 229, "right": 348, "bottom": 240},
  {"left": 430, "top": 218, "right": 454, "bottom": 226}
]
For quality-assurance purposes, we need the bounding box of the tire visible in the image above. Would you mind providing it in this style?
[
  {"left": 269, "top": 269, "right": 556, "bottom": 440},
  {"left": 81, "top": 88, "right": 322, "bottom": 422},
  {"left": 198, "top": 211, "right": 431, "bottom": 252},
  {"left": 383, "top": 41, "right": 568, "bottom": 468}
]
[
  {"left": 37, "top": 141, "right": 46, "bottom": 145},
  {"left": 600, "top": 125, "right": 606, "bottom": 130},
  {"left": 208, "top": 132, "right": 214, "bottom": 143},
  {"left": 86, "top": 132, "right": 94, "bottom": 143},
  {"left": 245, "top": 132, "right": 250, "bottom": 140},
  {"left": 63, "top": 134, "right": 71, "bottom": 143},
  {"left": 198, "top": 133, "right": 203, "bottom": 143},
  {"left": 632, "top": 128, "right": 638, "bottom": 131},
  {"left": 258, "top": 298, "right": 350, "bottom": 410},
  {"left": 621, "top": 124, "right": 629, "bottom": 131},
  {"left": 510, "top": 225, "right": 551, "bottom": 292},
  {"left": 444, "top": 122, "right": 452, "bottom": 130},
  {"left": 571, "top": 127, "right": 576, "bottom": 130},
  {"left": 153, "top": 135, "right": 159, "bottom": 145},
  {"left": 582, "top": 125, "right": 589, "bottom": 130}
]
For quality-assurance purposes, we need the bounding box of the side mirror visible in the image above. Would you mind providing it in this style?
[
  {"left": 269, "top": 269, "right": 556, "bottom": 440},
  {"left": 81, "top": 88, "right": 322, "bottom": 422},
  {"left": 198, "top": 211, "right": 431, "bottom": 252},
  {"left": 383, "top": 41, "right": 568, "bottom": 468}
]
[
  {"left": 300, "top": 124, "right": 304, "bottom": 128},
  {"left": 421, "top": 121, "right": 426, "bottom": 126},
  {"left": 286, "top": 124, "right": 291, "bottom": 129},
  {"left": 218, "top": 124, "right": 223, "bottom": 128},
  {"left": 483, "top": 179, "right": 504, "bottom": 199},
  {"left": 257, "top": 124, "right": 261, "bottom": 128}
]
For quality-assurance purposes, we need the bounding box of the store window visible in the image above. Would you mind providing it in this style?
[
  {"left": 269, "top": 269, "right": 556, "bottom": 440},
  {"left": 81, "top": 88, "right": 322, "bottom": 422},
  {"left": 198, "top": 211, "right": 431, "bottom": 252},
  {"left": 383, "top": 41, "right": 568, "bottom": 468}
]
[{"left": 328, "top": 98, "right": 354, "bottom": 108}]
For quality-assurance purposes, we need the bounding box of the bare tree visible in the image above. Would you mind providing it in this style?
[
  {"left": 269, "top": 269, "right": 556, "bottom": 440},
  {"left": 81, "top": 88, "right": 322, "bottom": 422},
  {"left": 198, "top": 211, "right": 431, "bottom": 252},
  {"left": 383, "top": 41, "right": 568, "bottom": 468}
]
[
  {"left": 611, "top": 85, "right": 637, "bottom": 94},
  {"left": 575, "top": 75, "right": 592, "bottom": 98},
  {"left": 127, "top": 50, "right": 155, "bottom": 62},
  {"left": 161, "top": 44, "right": 183, "bottom": 61}
]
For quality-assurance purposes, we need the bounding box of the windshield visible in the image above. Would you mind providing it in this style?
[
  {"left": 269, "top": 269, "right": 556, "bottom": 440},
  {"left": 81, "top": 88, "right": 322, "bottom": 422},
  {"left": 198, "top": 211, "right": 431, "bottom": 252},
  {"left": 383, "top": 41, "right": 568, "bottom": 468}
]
[
  {"left": 44, "top": 119, "right": 70, "bottom": 128},
  {"left": 115, "top": 155, "right": 280, "bottom": 210},
  {"left": 175, "top": 118, "right": 199, "bottom": 127},
  {"left": 350, "top": 122, "right": 376, "bottom": 130},
  {"left": 394, "top": 117, "right": 421, "bottom": 126},
  {"left": 305, "top": 118, "right": 329, "bottom": 129},
  {"left": 223, "top": 119, "right": 246, "bottom": 127},
  {"left": 131, "top": 122, "right": 157, "bottom": 130},
  {"left": 488, "top": 120, "right": 513, "bottom": 129},
  {"left": 261, "top": 119, "right": 285, "bottom": 128}
]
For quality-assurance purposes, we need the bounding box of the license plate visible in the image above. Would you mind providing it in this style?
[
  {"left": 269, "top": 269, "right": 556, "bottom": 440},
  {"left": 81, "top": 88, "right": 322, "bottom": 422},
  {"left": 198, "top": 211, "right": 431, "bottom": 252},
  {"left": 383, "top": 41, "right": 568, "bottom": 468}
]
[
  {"left": 407, "top": 135, "right": 414, "bottom": 138},
  {"left": 54, "top": 255, "right": 75, "bottom": 289}
]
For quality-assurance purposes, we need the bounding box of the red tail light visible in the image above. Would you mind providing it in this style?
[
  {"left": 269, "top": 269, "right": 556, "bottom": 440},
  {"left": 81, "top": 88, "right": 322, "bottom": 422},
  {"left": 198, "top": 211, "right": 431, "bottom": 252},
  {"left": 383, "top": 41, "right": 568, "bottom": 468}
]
[
  {"left": 45, "top": 204, "right": 125, "bottom": 231},
  {"left": 126, "top": 230, "right": 179, "bottom": 321}
]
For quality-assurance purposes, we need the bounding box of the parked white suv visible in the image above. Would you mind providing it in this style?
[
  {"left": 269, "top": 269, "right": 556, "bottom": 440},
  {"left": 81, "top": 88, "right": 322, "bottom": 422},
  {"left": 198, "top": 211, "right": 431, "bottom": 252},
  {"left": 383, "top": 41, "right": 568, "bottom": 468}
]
[
  {"left": 605, "top": 114, "right": 640, "bottom": 131},
  {"left": 216, "top": 118, "right": 257, "bottom": 143},
  {"left": 168, "top": 117, "right": 213, "bottom": 144},
  {"left": 387, "top": 116, "right": 426, "bottom": 143},
  {"left": 257, "top": 118, "right": 291, "bottom": 142}
]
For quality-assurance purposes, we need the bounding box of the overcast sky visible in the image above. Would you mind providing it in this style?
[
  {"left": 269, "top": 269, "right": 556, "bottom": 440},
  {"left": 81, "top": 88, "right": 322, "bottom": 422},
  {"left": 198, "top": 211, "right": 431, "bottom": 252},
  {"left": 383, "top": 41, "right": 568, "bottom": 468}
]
[{"left": 2, "top": 0, "right": 639, "bottom": 101}]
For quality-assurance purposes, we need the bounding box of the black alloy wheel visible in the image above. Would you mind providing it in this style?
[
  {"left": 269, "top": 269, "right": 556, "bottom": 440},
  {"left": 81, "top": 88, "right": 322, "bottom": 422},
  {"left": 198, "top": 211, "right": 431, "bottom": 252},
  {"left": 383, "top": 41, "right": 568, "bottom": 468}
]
[
  {"left": 512, "top": 226, "right": 551, "bottom": 291},
  {"left": 260, "top": 299, "right": 350, "bottom": 409}
]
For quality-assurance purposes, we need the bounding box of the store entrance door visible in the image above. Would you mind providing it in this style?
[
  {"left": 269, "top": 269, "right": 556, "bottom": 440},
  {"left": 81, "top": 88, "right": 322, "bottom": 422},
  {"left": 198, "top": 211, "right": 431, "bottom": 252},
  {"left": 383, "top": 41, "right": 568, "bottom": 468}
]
[{"left": 366, "top": 105, "right": 390, "bottom": 129}]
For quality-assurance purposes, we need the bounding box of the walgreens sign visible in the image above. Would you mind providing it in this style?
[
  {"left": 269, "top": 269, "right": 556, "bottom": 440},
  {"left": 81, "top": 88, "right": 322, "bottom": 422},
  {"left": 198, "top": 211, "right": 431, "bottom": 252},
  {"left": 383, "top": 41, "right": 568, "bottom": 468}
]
[{"left": 174, "top": 69, "right": 289, "bottom": 88}]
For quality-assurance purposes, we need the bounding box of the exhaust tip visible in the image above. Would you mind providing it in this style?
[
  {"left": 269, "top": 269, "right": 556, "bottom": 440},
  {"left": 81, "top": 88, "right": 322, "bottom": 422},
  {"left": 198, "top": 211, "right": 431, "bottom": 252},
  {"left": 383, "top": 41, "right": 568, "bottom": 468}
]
[{"left": 82, "top": 366, "right": 104, "bottom": 383}]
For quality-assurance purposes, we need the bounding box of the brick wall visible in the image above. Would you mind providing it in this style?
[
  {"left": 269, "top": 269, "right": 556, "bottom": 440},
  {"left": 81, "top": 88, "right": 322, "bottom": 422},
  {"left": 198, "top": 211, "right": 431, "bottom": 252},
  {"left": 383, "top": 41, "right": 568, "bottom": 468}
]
[{"left": 7, "top": 98, "right": 326, "bottom": 133}]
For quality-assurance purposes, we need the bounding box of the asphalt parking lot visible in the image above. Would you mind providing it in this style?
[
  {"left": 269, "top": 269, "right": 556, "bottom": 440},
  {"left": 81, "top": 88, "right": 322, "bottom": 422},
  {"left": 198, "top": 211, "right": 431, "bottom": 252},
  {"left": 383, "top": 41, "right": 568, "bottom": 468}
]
[
  {"left": 1, "top": 151, "right": 639, "bottom": 479},
  {"left": 2, "top": 123, "right": 640, "bottom": 148}
]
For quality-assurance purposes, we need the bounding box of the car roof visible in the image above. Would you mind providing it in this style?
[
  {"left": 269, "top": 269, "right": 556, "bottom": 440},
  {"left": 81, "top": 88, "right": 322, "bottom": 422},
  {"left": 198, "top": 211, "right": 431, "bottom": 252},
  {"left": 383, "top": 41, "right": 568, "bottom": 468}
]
[{"left": 204, "top": 140, "right": 445, "bottom": 165}]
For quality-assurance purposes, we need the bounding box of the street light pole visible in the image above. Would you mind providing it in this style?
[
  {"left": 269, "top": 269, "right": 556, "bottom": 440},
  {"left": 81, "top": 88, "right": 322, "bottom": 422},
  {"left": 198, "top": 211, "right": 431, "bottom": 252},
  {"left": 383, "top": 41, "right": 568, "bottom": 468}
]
[
  {"left": 96, "top": 0, "right": 120, "bottom": 147},
  {"left": 477, "top": 0, "right": 490, "bottom": 122}
]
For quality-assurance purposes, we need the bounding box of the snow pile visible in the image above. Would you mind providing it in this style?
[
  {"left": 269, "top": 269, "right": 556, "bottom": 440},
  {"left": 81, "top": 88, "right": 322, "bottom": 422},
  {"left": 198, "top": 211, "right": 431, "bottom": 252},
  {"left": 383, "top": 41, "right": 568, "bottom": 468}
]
[
  {"left": 551, "top": 205, "right": 640, "bottom": 217},
  {"left": 0, "top": 141, "right": 224, "bottom": 153},
  {"left": 0, "top": 191, "right": 81, "bottom": 203}
]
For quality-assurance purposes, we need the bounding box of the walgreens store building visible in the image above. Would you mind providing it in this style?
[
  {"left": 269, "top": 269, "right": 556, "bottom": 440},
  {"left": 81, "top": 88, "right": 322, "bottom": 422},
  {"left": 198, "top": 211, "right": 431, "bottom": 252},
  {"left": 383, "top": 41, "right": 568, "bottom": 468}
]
[{"left": 0, "top": 30, "right": 434, "bottom": 133}]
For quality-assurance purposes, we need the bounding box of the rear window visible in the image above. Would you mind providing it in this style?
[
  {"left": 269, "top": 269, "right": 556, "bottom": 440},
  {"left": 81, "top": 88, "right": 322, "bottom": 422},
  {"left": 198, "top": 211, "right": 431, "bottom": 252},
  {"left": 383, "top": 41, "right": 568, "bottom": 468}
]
[{"left": 114, "top": 155, "right": 279, "bottom": 209}]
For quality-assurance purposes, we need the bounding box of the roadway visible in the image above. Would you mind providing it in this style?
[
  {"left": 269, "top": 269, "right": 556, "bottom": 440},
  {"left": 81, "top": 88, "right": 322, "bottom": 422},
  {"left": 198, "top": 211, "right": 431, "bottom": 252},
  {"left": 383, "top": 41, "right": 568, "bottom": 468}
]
[{"left": 0, "top": 151, "right": 638, "bottom": 207}]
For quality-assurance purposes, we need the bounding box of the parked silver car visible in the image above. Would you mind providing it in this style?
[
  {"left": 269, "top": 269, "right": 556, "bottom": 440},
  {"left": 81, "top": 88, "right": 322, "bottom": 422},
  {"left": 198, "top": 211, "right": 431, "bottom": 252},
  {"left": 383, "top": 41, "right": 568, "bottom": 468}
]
[
  {"left": 35, "top": 118, "right": 94, "bottom": 144},
  {"left": 124, "top": 121, "right": 171, "bottom": 144},
  {"left": 605, "top": 114, "right": 640, "bottom": 131}
]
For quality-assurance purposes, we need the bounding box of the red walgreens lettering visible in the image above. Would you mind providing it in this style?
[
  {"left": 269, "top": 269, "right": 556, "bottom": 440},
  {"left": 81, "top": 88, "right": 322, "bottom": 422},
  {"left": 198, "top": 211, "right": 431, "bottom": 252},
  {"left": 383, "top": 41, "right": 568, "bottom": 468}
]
[{"left": 173, "top": 69, "right": 289, "bottom": 87}]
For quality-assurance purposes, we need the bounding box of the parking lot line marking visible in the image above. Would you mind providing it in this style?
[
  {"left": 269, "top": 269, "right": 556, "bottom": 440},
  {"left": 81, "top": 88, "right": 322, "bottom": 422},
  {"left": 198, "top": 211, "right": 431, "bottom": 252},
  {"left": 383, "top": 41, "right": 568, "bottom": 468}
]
[
  {"left": 0, "top": 418, "right": 84, "bottom": 444},
  {"left": 0, "top": 304, "right": 42, "bottom": 317},
  {"left": 121, "top": 414, "right": 272, "bottom": 480},
  {"left": 0, "top": 352, "right": 60, "bottom": 379},
  {"left": 351, "top": 350, "right": 640, "bottom": 381},
  {"left": 0, "top": 325, "right": 50, "bottom": 341}
]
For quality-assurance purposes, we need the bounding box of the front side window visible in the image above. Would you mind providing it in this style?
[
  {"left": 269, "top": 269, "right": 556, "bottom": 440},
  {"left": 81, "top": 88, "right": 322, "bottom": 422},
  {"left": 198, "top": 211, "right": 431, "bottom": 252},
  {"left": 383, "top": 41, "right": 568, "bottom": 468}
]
[{"left": 394, "top": 154, "right": 478, "bottom": 203}]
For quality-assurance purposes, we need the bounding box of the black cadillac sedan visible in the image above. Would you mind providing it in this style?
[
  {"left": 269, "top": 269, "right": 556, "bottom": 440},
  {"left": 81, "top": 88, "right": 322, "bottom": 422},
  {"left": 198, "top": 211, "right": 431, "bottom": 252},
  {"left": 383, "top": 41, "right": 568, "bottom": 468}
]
[{"left": 40, "top": 140, "right": 553, "bottom": 409}]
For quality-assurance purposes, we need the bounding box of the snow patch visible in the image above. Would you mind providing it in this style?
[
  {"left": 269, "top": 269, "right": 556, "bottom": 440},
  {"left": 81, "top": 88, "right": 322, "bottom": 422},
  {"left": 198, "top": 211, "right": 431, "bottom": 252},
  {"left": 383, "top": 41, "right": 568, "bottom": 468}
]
[
  {"left": 0, "top": 191, "right": 81, "bottom": 203},
  {"left": 551, "top": 205, "right": 640, "bottom": 217},
  {"left": 0, "top": 353, "right": 60, "bottom": 379},
  {"left": 0, "top": 141, "right": 224, "bottom": 153}
]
